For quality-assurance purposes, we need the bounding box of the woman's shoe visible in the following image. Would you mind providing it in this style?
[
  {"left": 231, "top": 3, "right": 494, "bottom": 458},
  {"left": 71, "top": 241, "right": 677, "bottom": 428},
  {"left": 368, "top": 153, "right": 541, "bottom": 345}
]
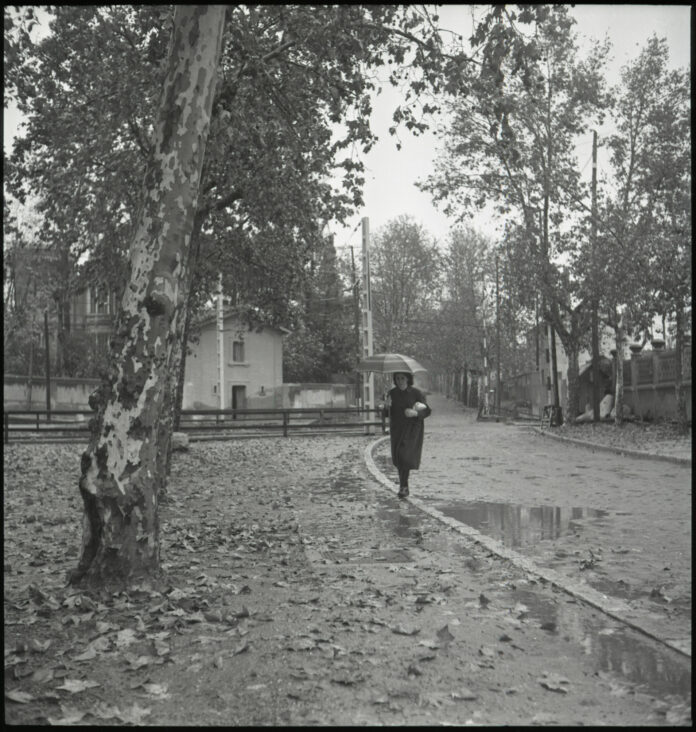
[{"left": 398, "top": 486, "right": 409, "bottom": 498}]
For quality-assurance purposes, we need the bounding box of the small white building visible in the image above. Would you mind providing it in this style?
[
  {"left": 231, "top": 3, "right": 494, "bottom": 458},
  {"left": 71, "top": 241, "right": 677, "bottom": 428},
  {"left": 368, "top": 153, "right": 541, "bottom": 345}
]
[{"left": 182, "top": 312, "right": 289, "bottom": 411}]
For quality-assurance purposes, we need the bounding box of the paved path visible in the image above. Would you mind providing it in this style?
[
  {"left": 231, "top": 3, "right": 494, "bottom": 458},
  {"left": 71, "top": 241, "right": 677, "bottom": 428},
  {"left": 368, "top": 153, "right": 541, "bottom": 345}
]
[{"left": 368, "top": 393, "right": 692, "bottom": 655}]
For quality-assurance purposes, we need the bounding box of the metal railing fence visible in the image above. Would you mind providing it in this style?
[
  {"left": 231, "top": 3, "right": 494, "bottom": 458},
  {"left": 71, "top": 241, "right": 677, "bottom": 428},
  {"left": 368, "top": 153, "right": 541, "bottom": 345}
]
[{"left": 3, "top": 406, "right": 387, "bottom": 444}]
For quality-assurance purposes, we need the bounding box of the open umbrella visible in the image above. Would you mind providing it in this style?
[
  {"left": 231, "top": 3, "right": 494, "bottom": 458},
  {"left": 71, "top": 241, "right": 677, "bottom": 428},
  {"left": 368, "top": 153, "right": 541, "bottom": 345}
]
[{"left": 357, "top": 352, "right": 427, "bottom": 374}]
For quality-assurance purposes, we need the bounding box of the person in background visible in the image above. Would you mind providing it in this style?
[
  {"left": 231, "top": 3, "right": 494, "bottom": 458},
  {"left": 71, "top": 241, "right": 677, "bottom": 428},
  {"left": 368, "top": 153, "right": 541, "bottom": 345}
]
[{"left": 384, "top": 372, "right": 431, "bottom": 498}]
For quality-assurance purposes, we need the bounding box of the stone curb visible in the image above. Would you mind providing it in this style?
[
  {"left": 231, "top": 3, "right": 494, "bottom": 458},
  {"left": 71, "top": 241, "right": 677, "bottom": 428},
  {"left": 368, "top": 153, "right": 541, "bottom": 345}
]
[
  {"left": 533, "top": 427, "right": 692, "bottom": 466},
  {"left": 364, "top": 436, "right": 690, "bottom": 658}
]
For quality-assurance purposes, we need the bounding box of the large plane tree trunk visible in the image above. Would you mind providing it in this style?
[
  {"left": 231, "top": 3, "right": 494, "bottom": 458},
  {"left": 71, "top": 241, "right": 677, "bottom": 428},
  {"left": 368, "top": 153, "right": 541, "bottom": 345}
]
[{"left": 71, "top": 6, "right": 225, "bottom": 589}]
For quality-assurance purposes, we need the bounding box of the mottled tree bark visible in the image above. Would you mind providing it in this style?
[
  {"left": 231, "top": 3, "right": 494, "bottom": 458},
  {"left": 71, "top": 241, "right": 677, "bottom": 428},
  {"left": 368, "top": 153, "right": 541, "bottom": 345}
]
[{"left": 71, "top": 6, "right": 225, "bottom": 589}]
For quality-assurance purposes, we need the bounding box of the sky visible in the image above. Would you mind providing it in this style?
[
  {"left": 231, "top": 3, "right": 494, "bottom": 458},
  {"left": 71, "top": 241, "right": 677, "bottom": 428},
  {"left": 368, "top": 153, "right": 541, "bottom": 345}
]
[
  {"left": 4, "top": 4, "right": 691, "bottom": 250},
  {"left": 327, "top": 4, "right": 692, "bottom": 254}
]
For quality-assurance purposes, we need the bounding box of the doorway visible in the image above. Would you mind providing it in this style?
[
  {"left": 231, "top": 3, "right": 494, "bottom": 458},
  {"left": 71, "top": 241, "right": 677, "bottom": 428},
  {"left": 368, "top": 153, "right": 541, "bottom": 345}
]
[{"left": 231, "top": 385, "right": 246, "bottom": 419}]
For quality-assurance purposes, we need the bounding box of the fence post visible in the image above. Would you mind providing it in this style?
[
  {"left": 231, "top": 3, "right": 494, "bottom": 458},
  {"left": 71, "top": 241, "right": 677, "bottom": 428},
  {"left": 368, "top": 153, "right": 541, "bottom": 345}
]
[{"left": 283, "top": 411, "right": 289, "bottom": 437}]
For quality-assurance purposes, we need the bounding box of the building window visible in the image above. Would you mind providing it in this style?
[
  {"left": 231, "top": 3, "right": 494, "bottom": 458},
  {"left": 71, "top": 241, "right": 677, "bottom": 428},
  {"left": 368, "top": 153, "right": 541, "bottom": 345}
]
[
  {"left": 89, "top": 285, "right": 110, "bottom": 315},
  {"left": 95, "top": 332, "right": 110, "bottom": 355},
  {"left": 232, "top": 340, "right": 245, "bottom": 362}
]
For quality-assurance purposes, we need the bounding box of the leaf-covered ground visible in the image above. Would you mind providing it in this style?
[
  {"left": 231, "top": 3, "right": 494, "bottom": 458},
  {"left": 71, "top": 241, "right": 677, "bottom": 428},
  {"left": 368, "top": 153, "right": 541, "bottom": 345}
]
[
  {"left": 551, "top": 419, "right": 692, "bottom": 460},
  {"left": 4, "top": 437, "right": 691, "bottom": 725}
]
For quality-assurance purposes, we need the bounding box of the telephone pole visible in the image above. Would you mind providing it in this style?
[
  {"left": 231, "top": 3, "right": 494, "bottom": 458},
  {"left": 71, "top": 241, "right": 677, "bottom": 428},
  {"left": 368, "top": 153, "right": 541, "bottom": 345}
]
[
  {"left": 495, "top": 253, "right": 501, "bottom": 416},
  {"left": 590, "top": 130, "right": 601, "bottom": 422},
  {"left": 360, "top": 218, "right": 374, "bottom": 432},
  {"left": 44, "top": 309, "right": 51, "bottom": 421},
  {"left": 217, "top": 272, "right": 225, "bottom": 418}
]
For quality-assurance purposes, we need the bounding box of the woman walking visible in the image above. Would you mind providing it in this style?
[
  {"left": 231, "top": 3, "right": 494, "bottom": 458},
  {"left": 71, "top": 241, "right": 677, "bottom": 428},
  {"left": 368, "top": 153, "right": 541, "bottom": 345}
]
[{"left": 384, "top": 372, "right": 431, "bottom": 498}]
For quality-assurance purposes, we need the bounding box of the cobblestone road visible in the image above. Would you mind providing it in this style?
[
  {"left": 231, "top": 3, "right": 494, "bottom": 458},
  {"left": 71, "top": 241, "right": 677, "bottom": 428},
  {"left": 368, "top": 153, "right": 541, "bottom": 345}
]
[{"left": 372, "top": 393, "right": 692, "bottom": 653}]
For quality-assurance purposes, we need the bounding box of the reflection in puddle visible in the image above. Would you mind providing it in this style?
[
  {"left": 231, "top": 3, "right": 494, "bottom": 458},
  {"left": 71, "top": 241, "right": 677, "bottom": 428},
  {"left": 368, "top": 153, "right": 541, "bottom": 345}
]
[
  {"left": 362, "top": 453, "right": 691, "bottom": 706},
  {"left": 430, "top": 500, "right": 608, "bottom": 548},
  {"left": 501, "top": 588, "right": 692, "bottom": 699}
]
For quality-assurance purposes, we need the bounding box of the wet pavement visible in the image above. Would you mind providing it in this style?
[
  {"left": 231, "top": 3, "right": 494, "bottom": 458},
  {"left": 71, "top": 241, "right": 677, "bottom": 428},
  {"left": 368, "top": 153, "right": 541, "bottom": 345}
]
[
  {"left": 369, "top": 393, "right": 692, "bottom": 657},
  {"left": 291, "top": 443, "right": 691, "bottom": 721}
]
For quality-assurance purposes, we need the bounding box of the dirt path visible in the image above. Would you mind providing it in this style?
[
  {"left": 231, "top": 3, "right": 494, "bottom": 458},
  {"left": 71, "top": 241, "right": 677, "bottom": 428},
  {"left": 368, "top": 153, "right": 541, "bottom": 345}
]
[{"left": 3, "top": 438, "right": 691, "bottom": 725}]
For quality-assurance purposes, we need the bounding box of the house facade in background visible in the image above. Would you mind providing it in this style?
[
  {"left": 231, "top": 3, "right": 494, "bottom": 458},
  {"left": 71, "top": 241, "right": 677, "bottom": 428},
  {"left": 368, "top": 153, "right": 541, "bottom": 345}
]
[
  {"left": 182, "top": 313, "right": 288, "bottom": 411},
  {"left": 70, "top": 284, "right": 119, "bottom": 356}
]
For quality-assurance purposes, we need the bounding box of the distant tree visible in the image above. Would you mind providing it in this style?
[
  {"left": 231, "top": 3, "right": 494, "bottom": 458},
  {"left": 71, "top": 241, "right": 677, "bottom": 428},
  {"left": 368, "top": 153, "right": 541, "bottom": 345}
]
[
  {"left": 429, "top": 227, "right": 490, "bottom": 400},
  {"left": 369, "top": 215, "right": 442, "bottom": 357},
  {"left": 422, "top": 5, "right": 610, "bottom": 421},
  {"left": 2, "top": 196, "right": 53, "bottom": 380},
  {"left": 283, "top": 234, "right": 356, "bottom": 382},
  {"left": 602, "top": 38, "right": 691, "bottom": 429}
]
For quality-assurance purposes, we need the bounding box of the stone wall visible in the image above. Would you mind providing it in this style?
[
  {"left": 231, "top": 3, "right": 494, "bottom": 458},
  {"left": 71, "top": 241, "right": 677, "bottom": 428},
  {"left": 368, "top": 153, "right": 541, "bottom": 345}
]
[{"left": 3, "top": 374, "right": 100, "bottom": 410}]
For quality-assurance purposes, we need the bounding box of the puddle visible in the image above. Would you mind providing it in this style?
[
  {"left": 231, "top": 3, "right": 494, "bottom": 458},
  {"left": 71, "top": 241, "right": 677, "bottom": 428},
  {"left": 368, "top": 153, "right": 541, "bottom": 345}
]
[
  {"left": 305, "top": 458, "right": 691, "bottom": 705},
  {"left": 426, "top": 499, "right": 609, "bottom": 548},
  {"left": 498, "top": 587, "right": 692, "bottom": 699}
]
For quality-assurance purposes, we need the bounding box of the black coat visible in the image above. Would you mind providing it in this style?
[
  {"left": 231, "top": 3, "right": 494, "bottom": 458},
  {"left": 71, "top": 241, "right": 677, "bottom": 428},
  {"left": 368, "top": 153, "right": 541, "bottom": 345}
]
[{"left": 386, "top": 385, "right": 431, "bottom": 470}]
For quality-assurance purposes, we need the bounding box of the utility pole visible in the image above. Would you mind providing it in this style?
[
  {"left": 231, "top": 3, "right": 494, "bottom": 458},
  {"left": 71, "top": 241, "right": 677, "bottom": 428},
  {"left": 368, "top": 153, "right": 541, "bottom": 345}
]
[
  {"left": 217, "top": 272, "right": 225, "bottom": 419},
  {"left": 590, "top": 130, "right": 601, "bottom": 422},
  {"left": 44, "top": 309, "right": 51, "bottom": 421},
  {"left": 360, "top": 217, "right": 375, "bottom": 432},
  {"left": 534, "top": 294, "right": 540, "bottom": 371},
  {"left": 495, "top": 253, "right": 501, "bottom": 416},
  {"left": 350, "top": 246, "right": 361, "bottom": 405}
]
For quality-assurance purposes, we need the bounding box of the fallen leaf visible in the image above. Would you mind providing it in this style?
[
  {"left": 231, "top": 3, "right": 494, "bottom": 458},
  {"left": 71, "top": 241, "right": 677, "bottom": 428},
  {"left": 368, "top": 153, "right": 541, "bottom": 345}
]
[
  {"left": 513, "top": 602, "right": 529, "bottom": 619},
  {"left": 417, "top": 652, "right": 437, "bottom": 662},
  {"left": 538, "top": 672, "right": 570, "bottom": 693},
  {"left": 72, "top": 646, "right": 97, "bottom": 662},
  {"left": 13, "top": 664, "right": 33, "bottom": 679},
  {"left": 390, "top": 624, "right": 420, "bottom": 636},
  {"left": 115, "top": 628, "right": 138, "bottom": 648},
  {"left": 90, "top": 701, "right": 121, "bottom": 720},
  {"left": 6, "top": 689, "right": 35, "bottom": 704},
  {"left": 29, "top": 638, "right": 52, "bottom": 653},
  {"left": 141, "top": 682, "right": 169, "bottom": 699},
  {"left": 331, "top": 671, "right": 364, "bottom": 686},
  {"left": 47, "top": 704, "right": 87, "bottom": 725},
  {"left": 115, "top": 702, "right": 151, "bottom": 724},
  {"left": 30, "top": 667, "right": 55, "bottom": 683},
  {"left": 418, "top": 639, "right": 440, "bottom": 650},
  {"left": 530, "top": 712, "right": 559, "bottom": 724},
  {"left": 153, "top": 638, "right": 170, "bottom": 656},
  {"left": 124, "top": 654, "right": 152, "bottom": 671},
  {"left": 286, "top": 638, "right": 316, "bottom": 651},
  {"left": 57, "top": 678, "right": 101, "bottom": 693},
  {"left": 95, "top": 621, "right": 120, "bottom": 635},
  {"left": 436, "top": 625, "right": 455, "bottom": 645},
  {"left": 451, "top": 687, "right": 478, "bottom": 701},
  {"left": 420, "top": 691, "right": 450, "bottom": 708},
  {"left": 232, "top": 640, "right": 249, "bottom": 655}
]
